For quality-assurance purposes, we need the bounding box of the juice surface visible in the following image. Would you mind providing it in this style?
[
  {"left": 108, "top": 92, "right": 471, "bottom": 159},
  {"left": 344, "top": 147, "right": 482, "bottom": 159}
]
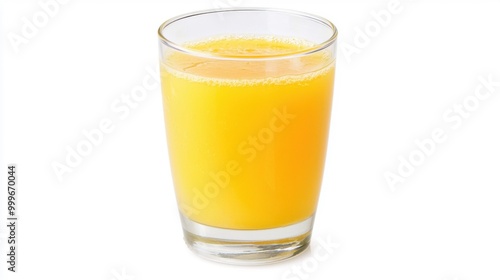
[{"left": 161, "top": 36, "right": 335, "bottom": 230}]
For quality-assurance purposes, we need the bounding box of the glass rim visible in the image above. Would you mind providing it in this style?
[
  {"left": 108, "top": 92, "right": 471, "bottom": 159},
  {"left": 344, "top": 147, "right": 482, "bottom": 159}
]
[{"left": 157, "top": 7, "right": 338, "bottom": 61}]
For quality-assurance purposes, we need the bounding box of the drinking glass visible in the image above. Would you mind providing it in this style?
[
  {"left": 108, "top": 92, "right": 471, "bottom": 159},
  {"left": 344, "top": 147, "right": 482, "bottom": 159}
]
[{"left": 158, "top": 8, "right": 337, "bottom": 264}]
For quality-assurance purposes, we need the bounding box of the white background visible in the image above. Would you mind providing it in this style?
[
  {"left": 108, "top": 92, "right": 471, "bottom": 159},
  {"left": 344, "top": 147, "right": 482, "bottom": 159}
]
[{"left": 1, "top": 0, "right": 500, "bottom": 280}]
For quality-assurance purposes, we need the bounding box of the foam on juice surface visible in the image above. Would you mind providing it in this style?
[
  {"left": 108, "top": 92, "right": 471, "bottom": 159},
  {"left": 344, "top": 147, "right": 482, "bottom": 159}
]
[{"left": 162, "top": 36, "right": 335, "bottom": 86}]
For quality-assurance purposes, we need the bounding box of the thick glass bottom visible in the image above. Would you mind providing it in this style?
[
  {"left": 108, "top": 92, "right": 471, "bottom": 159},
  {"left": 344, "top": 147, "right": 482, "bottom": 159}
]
[{"left": 180, "top": 213, "right": 314, "bottom": 265}]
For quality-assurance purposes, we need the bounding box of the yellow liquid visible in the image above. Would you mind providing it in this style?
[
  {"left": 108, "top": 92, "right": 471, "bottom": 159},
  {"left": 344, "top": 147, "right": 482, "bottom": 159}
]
[{"left": 161, "top": 36, "right": 335, "bottom": 230}]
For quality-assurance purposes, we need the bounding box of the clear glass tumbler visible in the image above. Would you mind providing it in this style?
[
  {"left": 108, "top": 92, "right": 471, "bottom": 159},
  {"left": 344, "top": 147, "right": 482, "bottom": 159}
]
[{"left": 158, "top": 8, "right": 337, "bottom": 264}]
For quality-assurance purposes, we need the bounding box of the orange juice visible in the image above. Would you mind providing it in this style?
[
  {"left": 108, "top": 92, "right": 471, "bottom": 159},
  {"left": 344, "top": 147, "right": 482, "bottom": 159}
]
[{"left": 161, "top": 36, "right": 335, "bottom": 230}]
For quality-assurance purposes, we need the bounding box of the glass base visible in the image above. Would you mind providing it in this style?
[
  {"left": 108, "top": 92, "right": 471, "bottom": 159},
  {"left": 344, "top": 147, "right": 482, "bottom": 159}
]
[{"left": 180, "top": 214, "right": 314, "bottom": 265}]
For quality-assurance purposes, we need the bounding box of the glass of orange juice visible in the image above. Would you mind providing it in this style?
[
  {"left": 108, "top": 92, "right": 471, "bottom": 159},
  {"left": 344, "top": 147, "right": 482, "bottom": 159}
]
[{"left": 158, "top": 8, "right": 337, "bottom": 264}]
